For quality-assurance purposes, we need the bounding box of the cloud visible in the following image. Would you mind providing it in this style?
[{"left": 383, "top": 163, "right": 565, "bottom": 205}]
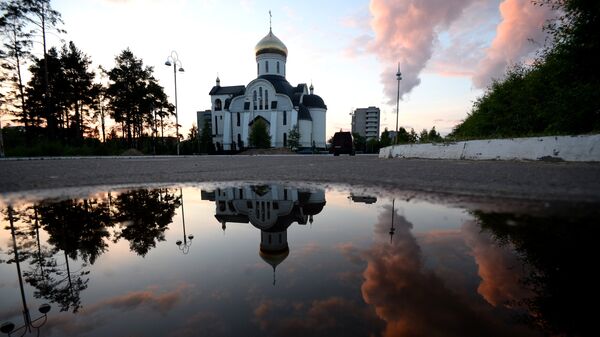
[
  {"left": 472, "top": 0, "right": 555, "bottom": 88},
  {"left": 462, "top": 220, "right": 532, "bottom": 307},
  {"left": 83, "top": 284, "right": 187, "bottom": 315},
  {"left": 364, "top": 0, "right": 478, "bottom": 104},
  {"left": 360, "top": 205, "right": 537, "bottom": 336}
]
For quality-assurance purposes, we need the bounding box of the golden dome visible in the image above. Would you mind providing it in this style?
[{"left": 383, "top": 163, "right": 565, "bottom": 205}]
[{"left": 255, "top": 29, "right": 288, "bottom": 57}]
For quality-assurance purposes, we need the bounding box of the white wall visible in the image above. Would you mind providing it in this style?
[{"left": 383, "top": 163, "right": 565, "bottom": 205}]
[
  {"left": 379, "top": 134, "right": 600, "bottom": 162},
  {"left": 309, "top": 108, "right": 326, "bottom": 148}
]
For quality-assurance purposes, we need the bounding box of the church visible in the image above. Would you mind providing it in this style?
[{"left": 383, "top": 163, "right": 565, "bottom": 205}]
[{"left": 205, "top": 26, "right": 327, "bottom": 151}]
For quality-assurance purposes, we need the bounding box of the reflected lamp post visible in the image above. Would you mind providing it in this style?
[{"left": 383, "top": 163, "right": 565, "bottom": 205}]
[
  {"left": 164, "top": 51, "right": 184, "bottom": 156},
  {"left": 395, "top": 63, "right": 402, "bottom": 144},
  {"left": 176, "top": 188, "right": 193, "bottom": 254},
  {"left": 1, "top": 207, "right": 51, "bottom": 336}
]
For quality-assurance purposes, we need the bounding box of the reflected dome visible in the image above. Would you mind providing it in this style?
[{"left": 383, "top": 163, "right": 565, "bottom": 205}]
[{"left": 259, "top": 247, "right": 290, "bottom": 269}]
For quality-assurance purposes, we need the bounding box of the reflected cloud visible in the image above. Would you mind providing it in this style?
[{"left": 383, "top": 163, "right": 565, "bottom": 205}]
[
  {"left": 83, "top": 284, "right": 187, "bottom": 316},
  {"left": 462, "top": 220, "right": 531, "bottom": 307},
  {"left": 361, "top": 205, "right": 537, "bottom": 336}
]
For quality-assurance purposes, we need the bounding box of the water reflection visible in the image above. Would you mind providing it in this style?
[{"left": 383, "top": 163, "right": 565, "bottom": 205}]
[
  {"left": 0, "top": 183, "right": 595, "bottom": 337},
  {"left": 202, "top": 185, "right": 326, "bottom": 284}
]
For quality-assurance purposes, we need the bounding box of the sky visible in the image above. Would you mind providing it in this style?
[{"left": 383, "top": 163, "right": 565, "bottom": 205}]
[{"left": 26, "top": 0, "right": 554, "bottom": 139}]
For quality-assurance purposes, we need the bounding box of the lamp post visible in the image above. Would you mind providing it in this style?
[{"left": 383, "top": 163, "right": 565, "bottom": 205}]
[
  {"left": 176, "top": 188, "right": 193, "bottom": 254},
  {"left": 165, "top": 51, "right": 184, "bottom": 155},
  {"left": 1, "top": 207, "right": 51, "bottom": 336},
  {"left": 395, "top": 63, "right": 402, "bottom": 144}
]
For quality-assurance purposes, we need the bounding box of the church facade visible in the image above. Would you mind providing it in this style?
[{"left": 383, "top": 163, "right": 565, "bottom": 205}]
[{"left": 207, "top": 28, "right": 327, "bottom": 151}]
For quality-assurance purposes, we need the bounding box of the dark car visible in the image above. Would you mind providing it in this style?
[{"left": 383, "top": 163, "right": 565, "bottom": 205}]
[{"left": 330, "top": 131, "right": 355, "bottom": 156}]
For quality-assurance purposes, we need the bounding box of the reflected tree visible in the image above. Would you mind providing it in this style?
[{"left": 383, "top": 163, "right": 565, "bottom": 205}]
[
  {"left": 113, "top": 188, "right": 181, "bottom": 257},
  {"left": 28, "top": 198, "right": 113, "bottom": 312},
  {"left": 476, "top": 210, "right": 596, "bottom": 336}
]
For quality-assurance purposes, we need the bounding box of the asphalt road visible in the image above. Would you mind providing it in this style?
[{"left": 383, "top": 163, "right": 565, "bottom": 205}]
[{"left": 1, "top": 155, "right": 599, "bottom": 203}]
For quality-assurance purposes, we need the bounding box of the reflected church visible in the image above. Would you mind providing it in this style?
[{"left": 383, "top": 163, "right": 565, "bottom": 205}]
[{"left": 201, "top": 185, "right": 326, "bottom": 283}]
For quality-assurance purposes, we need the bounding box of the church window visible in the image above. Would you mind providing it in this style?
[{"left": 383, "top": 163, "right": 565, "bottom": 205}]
[
  {"left": 237, "top": 133, "right": 242, "bottom": 148},
  {"left": 214, "top": 116, "right": 218, "bottom": 134},
  {"left": 283, "top": 189, "right": 288, "bottom": 200},
  {"left": 283, "top": 111, "right": 287, "bottom": 125},
  {"left": 259, "top": 87, "right": 263, "bottom": 110},
  {"left": 265, "top": 90, "right": 269, "bottom": 109},
  {"left": 277, "top": 62, "right": 280, "bottom": 74},
  {"left": 283, "top": 133, "right": 287, "bottom": 147},
  {"left": 257, "top": 63, "right": 259, "bottom": 74},
  {"left": 237, "top": 112, "right": 240, "bottom": 126},
  {"left": 253, "top": 91, "right": 257, "bottom": 110},
  {"left": 214, "top": 99, "right": 222, "bottom": 111},
  {"left": 266, "top": 61, "right": 269, "bottom": 73}
]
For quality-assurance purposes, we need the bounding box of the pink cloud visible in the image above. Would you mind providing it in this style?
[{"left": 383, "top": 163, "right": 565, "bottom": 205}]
[
  {"left": 365, "top": 0, "right": 478, "bottom": 104},
  {"left": 473, "top": 0, "right": 555, "bottom": 88},
  {"left": 360, "top": 205, "right": 538, "bottom": 336},
  {"left": 462, "top": 220, "right": 532, "bottom": 307}
]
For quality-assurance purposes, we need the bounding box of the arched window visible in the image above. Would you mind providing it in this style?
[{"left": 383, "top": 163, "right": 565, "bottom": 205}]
[
  {"left": 259, "top": 87, "right": 263, "bottom": 110},
  {"left": 277, "top": 62, "right": 280, "bottom": 74},
  {"left": 283, "top": 111, "right": 287, "bottom": 125},
  {"left": 237, "top": 112, "right": 240, "bottom": 126},
  {"left": 214, "top": 99, "right": 222, "bottom": 111},
  {"left": 283, "top": 133, "right": 287, "bottom": 147},
  {"left": 265, "top": 90, "right": 269, "bottom": 109},
  {"left": 214, "top": 116, "right": 218, "bottom": 134},
  {"left": 266, "top": 61, "right": 269, "bottom": 73},
  {"left": 257, "top": 63, "right": 259, "bottom": 74},
  {"left": 237, "top": 134, "right": 242, "bottom": 148},
  {"left": 253, "top": 91, "right": 257, "bottom": 110}
]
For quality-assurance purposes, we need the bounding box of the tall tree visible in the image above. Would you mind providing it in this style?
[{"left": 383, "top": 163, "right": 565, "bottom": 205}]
[
  {"left": 107, "top": 49, "right": 160, "bottom": 147},
  {"left": 60, "top": 41, "right": 95, "bottom": 140},
  {"left": 0, "top": 0, "right": 33, "bottom": 131},
  {"left": 23, "top": 0, "right": 64, "bottom": 138},
  {"left": 25, "top": 47, "right": 65, "bottom": 136}
]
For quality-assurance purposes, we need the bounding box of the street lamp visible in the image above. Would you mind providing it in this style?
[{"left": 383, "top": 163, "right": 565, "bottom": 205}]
[
  {"left": 1, "top": 207, "right": 51, "bottom": 336},
  {"left": 165, "top": 51, "right": 185, "bottom": 155},
  {"left": 175, "top": 188, "right": 193, "bottom": 254},
  {"left": 395, "top": 63, "right": 402, "bottom": 144}
]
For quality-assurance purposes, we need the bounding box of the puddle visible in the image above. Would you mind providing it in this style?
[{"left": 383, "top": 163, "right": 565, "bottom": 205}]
[{"left": 0, "top": 183, "right": 595, "bottom": 337}]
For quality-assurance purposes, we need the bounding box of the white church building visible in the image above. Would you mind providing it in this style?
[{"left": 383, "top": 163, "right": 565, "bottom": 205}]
[{"left": 207, "top": 27, "right": 327, "bottom": 151}]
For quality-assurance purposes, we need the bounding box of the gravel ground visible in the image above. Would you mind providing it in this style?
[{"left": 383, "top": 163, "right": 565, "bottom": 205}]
[{"left": 1, "top": 155, "right": 600, "bottom": 204}]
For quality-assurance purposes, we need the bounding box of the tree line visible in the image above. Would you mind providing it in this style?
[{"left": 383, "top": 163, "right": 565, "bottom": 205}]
[
  {"left": 1, "top": 0, "right": 178, "bottom": 156},
  {"left": 350, "top": 126, "right": 443, "bottom": 154},
  {"left": 2, "top": 188, "right": 181, "bottom": 312},
  {"left": 450, "top": 0, "right": 600, "bottom": 139}
]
